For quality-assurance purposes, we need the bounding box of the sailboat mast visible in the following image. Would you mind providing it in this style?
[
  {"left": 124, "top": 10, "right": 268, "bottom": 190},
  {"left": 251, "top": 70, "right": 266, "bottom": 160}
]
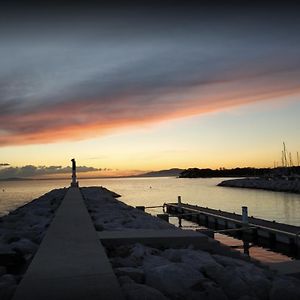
[{"left": 283, "top": 142, "right": 288, "bottom": 167}]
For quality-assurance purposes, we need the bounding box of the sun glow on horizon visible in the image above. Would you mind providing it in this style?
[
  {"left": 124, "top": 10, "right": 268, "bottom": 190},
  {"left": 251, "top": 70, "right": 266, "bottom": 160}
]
[{"left": 1, "top": 97, "right": 299, "bottom": 178}]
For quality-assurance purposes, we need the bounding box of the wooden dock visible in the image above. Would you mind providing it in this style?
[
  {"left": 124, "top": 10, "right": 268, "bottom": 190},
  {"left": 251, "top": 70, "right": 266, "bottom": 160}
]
[{"left": 165, "top": 202, "right": 300, "bottom": 256}]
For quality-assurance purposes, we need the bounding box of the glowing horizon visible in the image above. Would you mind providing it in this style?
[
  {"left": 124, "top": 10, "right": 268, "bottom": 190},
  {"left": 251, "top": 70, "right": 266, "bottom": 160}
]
[
  {"left": 1, "top": 97, "right": 300, "bottom": 176},
  {"left": 1, "top": 2, "right": 300, "bottom": 176}
]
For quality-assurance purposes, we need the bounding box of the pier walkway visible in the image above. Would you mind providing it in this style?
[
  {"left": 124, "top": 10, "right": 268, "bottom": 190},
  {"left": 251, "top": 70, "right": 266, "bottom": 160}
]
[{"left": 12, "top": 187, "right": 124, "bottom": 300}]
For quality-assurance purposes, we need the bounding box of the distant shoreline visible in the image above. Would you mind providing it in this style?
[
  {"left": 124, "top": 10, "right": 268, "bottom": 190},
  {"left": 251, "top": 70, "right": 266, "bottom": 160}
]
[
  {"left": 0, "top": 168, "right": 184, "bottom": 181},
  {"left": 0, "top": 175, "right": 179, "bottom": 182}
]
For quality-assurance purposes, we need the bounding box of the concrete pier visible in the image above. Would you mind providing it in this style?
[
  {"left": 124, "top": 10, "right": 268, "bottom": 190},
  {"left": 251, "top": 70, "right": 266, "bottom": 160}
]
[{"left": 12, "top": 187, "right": 124, "bottom": 300}]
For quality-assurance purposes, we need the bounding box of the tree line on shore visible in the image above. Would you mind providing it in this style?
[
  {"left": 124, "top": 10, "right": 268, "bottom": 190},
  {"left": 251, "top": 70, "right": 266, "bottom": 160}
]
[{"left": 179, "top": 166, "right": 300, "bottom": 178}]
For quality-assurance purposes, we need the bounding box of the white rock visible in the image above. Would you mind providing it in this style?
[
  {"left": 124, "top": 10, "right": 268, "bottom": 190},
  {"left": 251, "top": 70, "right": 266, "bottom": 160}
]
[
  {"left": 0, "top": 274, "right": 17, "bottom": 285},
  {"left": 82, "top": 187, "right": 175, "bottom": 231},
  {"left": 269, "top": 278, "right": 300, "bottom": 300},
  {"left": 163, "top": 248, "right": 218, "bottom": 270},
  {"left": 115, "top": 267, "right": 144, "bottom": 283},
  {"left": 203, "top": 263, "right": 252, "bottom": 300},
  {"left": 143, "top": 255, "right": 170, "bottom": 271},
  {"left": 145, "top": 262, "right": 204, "bottom": 297},
  {"left": 234, "top": 264, "right": 271, "bottom": 299},
  {"left": 111, "top": 255, "right": 141, "bottom": 268},
  {"left": 186, "top": 279, "right": 228, "bottom": 300},
  {"left": 112, "top": 244, "right": 159, "bottom": 267},
  {"left": 131, "top": 243, "right": 160, "bottom": 259},
  {"left": 118, "top": 275, "right": 135, "bottom": 285},
  {"left": 10, "top": 238, "right": 38, "bottom": 255},
  {"left": 212, "top": 254, "right": 249, "bottom": 267}
]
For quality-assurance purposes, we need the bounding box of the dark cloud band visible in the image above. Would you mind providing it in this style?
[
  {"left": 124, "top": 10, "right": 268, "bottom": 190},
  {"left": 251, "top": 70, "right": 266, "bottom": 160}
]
[
  {"left": 0, "top": 2, "right": 299, "bottom": 146},
  {"left": 0, "top": 165, "right": 100, "bottom": 179}
]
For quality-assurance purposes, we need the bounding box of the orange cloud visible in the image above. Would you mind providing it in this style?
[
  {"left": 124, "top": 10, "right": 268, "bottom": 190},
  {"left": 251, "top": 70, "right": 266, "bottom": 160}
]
[{"left": 1, "top": 79, "right": 299, "bottom": 146}]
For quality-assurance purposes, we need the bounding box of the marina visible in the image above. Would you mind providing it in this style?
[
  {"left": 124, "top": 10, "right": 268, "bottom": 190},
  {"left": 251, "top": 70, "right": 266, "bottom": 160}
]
[{"left": 164, "top": 200, "right": 300, "bottom": 258}]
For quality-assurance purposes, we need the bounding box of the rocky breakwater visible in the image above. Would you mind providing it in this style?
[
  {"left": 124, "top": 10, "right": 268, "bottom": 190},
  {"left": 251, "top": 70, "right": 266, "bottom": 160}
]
[
  {"left": 82, "top": 187, "right": 300, "bottom": 300},
  {"left": 81, "top": 187, "right": 174, "bottom": 231},
  {"left": 0, "top": 188, "right": 66, "bottom": 299},
  {"left": 218, "top": 178, "right": 300, "bottom": 194}
]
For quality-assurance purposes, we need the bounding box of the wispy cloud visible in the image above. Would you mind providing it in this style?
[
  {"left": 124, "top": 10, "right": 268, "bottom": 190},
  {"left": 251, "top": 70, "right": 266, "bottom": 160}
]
[{"left": 1, "top": 3, "right": 300, "bottom": 146}]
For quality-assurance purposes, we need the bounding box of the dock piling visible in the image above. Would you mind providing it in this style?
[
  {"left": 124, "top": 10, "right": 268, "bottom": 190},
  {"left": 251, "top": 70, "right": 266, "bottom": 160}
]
[
  {"left": 242, "top": 206, "right": 249, "bottom": 226},
  {"left": 136, "top": 206, "right": 145, "bottom": 212},
  {"left": 178, "top": 196, "right": 182, "bottom": 206}
]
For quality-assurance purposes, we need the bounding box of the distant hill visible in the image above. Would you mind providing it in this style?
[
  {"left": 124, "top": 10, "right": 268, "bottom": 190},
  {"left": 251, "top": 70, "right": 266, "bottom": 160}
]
[
  {"left": 180, "top": 166, "right": 300, "bottom": 178},
  {"left": 137, "top": 168, "right": 184, "bottom": 177}
]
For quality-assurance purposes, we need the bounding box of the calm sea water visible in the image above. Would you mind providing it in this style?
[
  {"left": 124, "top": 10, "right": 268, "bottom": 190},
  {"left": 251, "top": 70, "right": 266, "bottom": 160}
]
[{"left": 0, "top": 177, "right": 300, "bottom": 226}]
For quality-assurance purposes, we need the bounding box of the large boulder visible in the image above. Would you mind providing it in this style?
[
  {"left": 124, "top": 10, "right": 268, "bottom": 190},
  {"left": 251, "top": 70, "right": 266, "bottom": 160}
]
[
  {"left": 269, "top": 278, "right": 300, "bottom": 300},
  {"left": 115, "top": 267, "right": 144, "bottom": 283},
  {"left": 234, "top": 264, "right": 271, "bottom": 299},
  {"left": 203, "top": 263, "right": 252, "bottom": 300},
  {"left": 143, "top": 255, "right": 170, "bottom": 271},
  {"left": 163, "top": 248, "right": 218, "bottom": 270},
  {"left": 212, "top": 254, "right": 249, "bottom": 268},
  {"left": 186, "top": 280, "right": 228, "bottom": 300},
  {"left": 145, "top": 262, "right": 204, "bottom": 297},
  {"left": 10, "top": 238, "right": 38, "bottom": 256}
]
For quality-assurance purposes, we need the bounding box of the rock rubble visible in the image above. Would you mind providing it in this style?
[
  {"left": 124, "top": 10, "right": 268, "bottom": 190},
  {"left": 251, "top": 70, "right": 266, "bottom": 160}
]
[
  {"left": 83, "top": 186, "right": 300, "bottom": 300},
  {"left": 0, "top": 188, "right": 66, "bottom": 299},
  {"left": 81, "top": 187, "right": 174, "bottom": 231}
]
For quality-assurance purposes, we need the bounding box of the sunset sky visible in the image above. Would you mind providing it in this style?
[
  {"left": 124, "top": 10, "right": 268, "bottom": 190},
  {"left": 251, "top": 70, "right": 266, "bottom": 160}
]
[{"left": 0, "top": 1, "right": 300, "bottom": 178}]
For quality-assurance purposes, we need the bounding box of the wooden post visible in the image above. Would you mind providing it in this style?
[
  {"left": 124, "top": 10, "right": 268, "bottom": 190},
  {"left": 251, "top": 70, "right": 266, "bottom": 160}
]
[
  {"left": 242, "top": 206, "right": 248, "bottom": 225},
  {"left": 136, "top": 206, "right": 145, "bottom": 212},
  {"left": 178, "top": 196, "right": 182, "bottom": 207},
  {"left": 178, "top": 216, "right": 182, "bottom": 228}
]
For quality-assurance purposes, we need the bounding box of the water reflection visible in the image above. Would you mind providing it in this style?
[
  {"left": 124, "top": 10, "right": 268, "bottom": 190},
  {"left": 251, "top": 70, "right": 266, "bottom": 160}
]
[{"left": 1, "top": 177, "right": 300, "bottom": 226}]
